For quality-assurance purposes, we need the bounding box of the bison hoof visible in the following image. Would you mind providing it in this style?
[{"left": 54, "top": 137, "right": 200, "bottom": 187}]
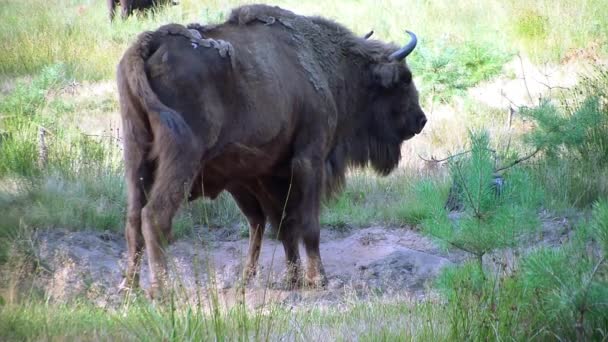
[
  {"left": 145, "top": 285, "right": 168, "bottom": 303},
  {"left": 118, "top": 277, "right": 139, "bottom": 294},
  {"left": 280, "top": 269, "right": 303, "bottom": 290},
  {"left": 304, "top": 274, "right": 327, "bottom": 289},
  {"left": 242, "top": 266, "right": 257, "bottom": 284}
]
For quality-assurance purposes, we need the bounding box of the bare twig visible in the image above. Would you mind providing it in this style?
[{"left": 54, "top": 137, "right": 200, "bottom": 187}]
[
  {"left": 418, "top": 150, "right": 473, "bottom": 163},
  {"left": 425, "top": 229, "right": 479, "bottom": 256},
  {"left": 418, "top": 148, "right": 497, "bottom": 164},
  {"left": 81, "top": 133, "right": 123, "bottom": 142},
  {"left": 536, "top": 80, "right": 571, "bottom": 92},
  {"left": 494, "top": 147, "right": 542, "bottom": 173},
  {"left": 506, "top": 106, "right": 515, "bottom": 129},
  {"left": 501, "top": 89, "right": 522, "bottom": 109},
  {"left": 517, "top": 52, "right": 534, "bottom": 104},
  {"left": 421, "top": 146, "right": 541, "bottom": 173}
]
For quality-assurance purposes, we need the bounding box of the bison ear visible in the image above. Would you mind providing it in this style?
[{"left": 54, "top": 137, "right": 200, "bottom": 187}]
[{"left": 371, "top": 63, "right": 410, "bottom": 88}]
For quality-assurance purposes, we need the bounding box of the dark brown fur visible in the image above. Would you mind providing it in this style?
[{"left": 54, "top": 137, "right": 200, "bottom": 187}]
[
  {"left": 116, "top": 4, "right": 426, "bottom": 297},
  {"left": 108, "top": 0, "right": 174, "bottom": 21}
]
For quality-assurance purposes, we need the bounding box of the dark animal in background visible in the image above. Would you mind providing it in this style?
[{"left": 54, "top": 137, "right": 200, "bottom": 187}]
[
  {"left": 108, "top": 0, "right": 176, "bottom": 21},
  {"left": 116, "top": 4, "right": 427, "bottom": 298}
]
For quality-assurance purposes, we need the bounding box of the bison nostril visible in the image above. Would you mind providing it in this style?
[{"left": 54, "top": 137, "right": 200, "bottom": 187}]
[{"left": 418, "top": 116, "right": 427, "bottom": 130}]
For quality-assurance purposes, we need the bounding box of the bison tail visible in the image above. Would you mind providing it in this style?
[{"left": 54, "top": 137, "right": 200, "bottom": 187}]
[{"left": 117, "top": 30, "right": 195, "bottom": 159}]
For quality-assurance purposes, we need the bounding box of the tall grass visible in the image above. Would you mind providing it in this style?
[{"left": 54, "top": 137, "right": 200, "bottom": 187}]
[
  {"left": 505, "top": 0, "right": 608, "bottom": 62},
  {"left": 0, "top": 296, "right": 453, "bottom": 341},
  {"left": 321, "top": 169, "right": 450, "bottom": 228},
  {"left": 3, "top": 0, "right": 605, "bottom": 82}
]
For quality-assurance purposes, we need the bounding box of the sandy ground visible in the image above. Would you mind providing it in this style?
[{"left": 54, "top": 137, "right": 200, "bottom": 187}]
[
  {"left": 5, "top": 213, "right": 573, "bottom": 310},
  {"left": 22, "top": 225, "right": 464, "bottom": 308}
]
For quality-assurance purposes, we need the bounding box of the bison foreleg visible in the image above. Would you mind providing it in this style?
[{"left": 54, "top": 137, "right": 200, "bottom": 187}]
[
  {"left": 289, "top": 155, "right": 327, "bottom": 288},
  {"left": 281, "top": 233, "right": 302, "bottom": 288}
]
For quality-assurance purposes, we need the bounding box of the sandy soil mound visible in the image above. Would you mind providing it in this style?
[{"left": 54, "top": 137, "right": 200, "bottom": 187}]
[{"left": 22, "top": 226, "right": 467, "bottom": 308}]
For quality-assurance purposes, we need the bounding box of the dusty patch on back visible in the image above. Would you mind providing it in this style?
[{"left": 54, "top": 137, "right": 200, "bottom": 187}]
[{"left": 226, "top": 4, "right": 331, "bottom": 95}]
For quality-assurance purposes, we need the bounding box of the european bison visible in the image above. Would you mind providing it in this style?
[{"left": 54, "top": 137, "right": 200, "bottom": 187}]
[
  {"left": 108, "top": 0, "right": 175, "bottom": 21},
  {"left": 116, "top": 4, "right": 426, "bottom": 298}
]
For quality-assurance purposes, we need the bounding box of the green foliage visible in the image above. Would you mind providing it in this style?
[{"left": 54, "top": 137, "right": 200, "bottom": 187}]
[
  {"left": 0, "top": 64, "right": 68, "bottom": 176},
  {"left": 434, "top": 261, "right": 502, "bottom": 340},
  {"left": 590, "top": 199, "right": 608, "bottom": 254},
  {"left": 411, "top": 40, "right": 511, "bottom": 102},
  {"left": 513, "top": 9, "right": 548, "bottom": 41},
  {"left": 523, "top": 98, "right": 608, "bottom": 165},
  {"left": 433, "top": 198, "right": 608, "bottom": 341},
  {"left": 515, "top": 201, "right": 608, "bottom": 340},
  {"left": 519, "top": 248, "right": 608, "bottom": 339},
  {"left": 421, "top": 131, "right": 541, "bottom": 263},
  {"left": 523, "top": 69, "right": 608, "bottom": 207}
]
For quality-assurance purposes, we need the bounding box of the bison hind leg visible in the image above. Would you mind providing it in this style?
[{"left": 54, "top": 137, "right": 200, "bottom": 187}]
[
  {"left": 140, "top": 141, "right": 202, "bottom": 299},
  {"left": 228, "top": 185, "right": 267, "bottom": 284}
]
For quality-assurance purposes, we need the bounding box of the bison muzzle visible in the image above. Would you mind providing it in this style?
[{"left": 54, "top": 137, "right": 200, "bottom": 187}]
[{"left": 116, "top": 4, "right": 426, "bottom": 298}]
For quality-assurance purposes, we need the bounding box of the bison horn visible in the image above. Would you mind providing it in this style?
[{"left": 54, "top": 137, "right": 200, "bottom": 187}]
[
  {"left": 364, "top": 30, "right": 374, "bottom": 39},
  {"left": 389, "top": 30, "right": 417, "bottom": 61}
]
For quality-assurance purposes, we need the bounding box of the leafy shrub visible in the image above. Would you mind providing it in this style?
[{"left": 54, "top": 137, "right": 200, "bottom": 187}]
[
  {"left": 523, "top": 67, "right": 608, "bottom": 207},
  {"left": 421, "top": 131, "right": 542, "bottom": 269},
  {"left": 516, "top": 199, "right": 608, "bottom": 340},
  {"left": 434, "top": 198, "right": 608, "bottom": 340}
]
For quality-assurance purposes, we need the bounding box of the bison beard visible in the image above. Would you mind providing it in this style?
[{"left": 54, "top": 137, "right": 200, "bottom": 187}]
[{"left": 116, "top": 4, "right": 427, "bottom": 298}]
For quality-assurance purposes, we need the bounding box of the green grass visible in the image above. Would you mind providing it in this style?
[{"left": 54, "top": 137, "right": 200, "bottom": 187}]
[
  {"left": 3, "top": 0, "right": 605, "bottom": 81},
  {"left": 506, "top": 0, "right": 608, "bottom": 62},
  {"left": 321, "top": 170, "right": 450, "bottom": 228},
  {"left": 0, "top": 297, "right": 451, "bottom": 341}
]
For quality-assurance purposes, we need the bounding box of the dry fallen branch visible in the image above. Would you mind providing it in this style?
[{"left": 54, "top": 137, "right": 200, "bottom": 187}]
[
  {"left": 418, "top": 147, "right": 541, "bottom": 173},
  {"left": 494, "top": 147, "right": 542, "bottom": 173},
  {"left": 80, "top": 133, "right": 123, "bottom": 142},
  {"left": 418, "top": 148, "right": 497, "bottom": 164}
]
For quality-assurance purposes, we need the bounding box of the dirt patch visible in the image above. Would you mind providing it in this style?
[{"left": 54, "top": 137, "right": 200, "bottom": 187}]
[
  {"left": 12, "top": 226, "right": 467, "bottom": 309},
  {"left": 1, "top": 212, "right": 577, "bottom": 310}
]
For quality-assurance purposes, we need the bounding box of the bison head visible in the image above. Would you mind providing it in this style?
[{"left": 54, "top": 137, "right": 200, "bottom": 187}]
[{"left": 364, "top": 31, "right": 426, "bottom": 174}]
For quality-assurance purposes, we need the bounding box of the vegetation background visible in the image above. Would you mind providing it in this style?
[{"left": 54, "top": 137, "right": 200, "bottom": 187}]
[{"left": 0, "top": 0, "right": 607, "bottom": 340}]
